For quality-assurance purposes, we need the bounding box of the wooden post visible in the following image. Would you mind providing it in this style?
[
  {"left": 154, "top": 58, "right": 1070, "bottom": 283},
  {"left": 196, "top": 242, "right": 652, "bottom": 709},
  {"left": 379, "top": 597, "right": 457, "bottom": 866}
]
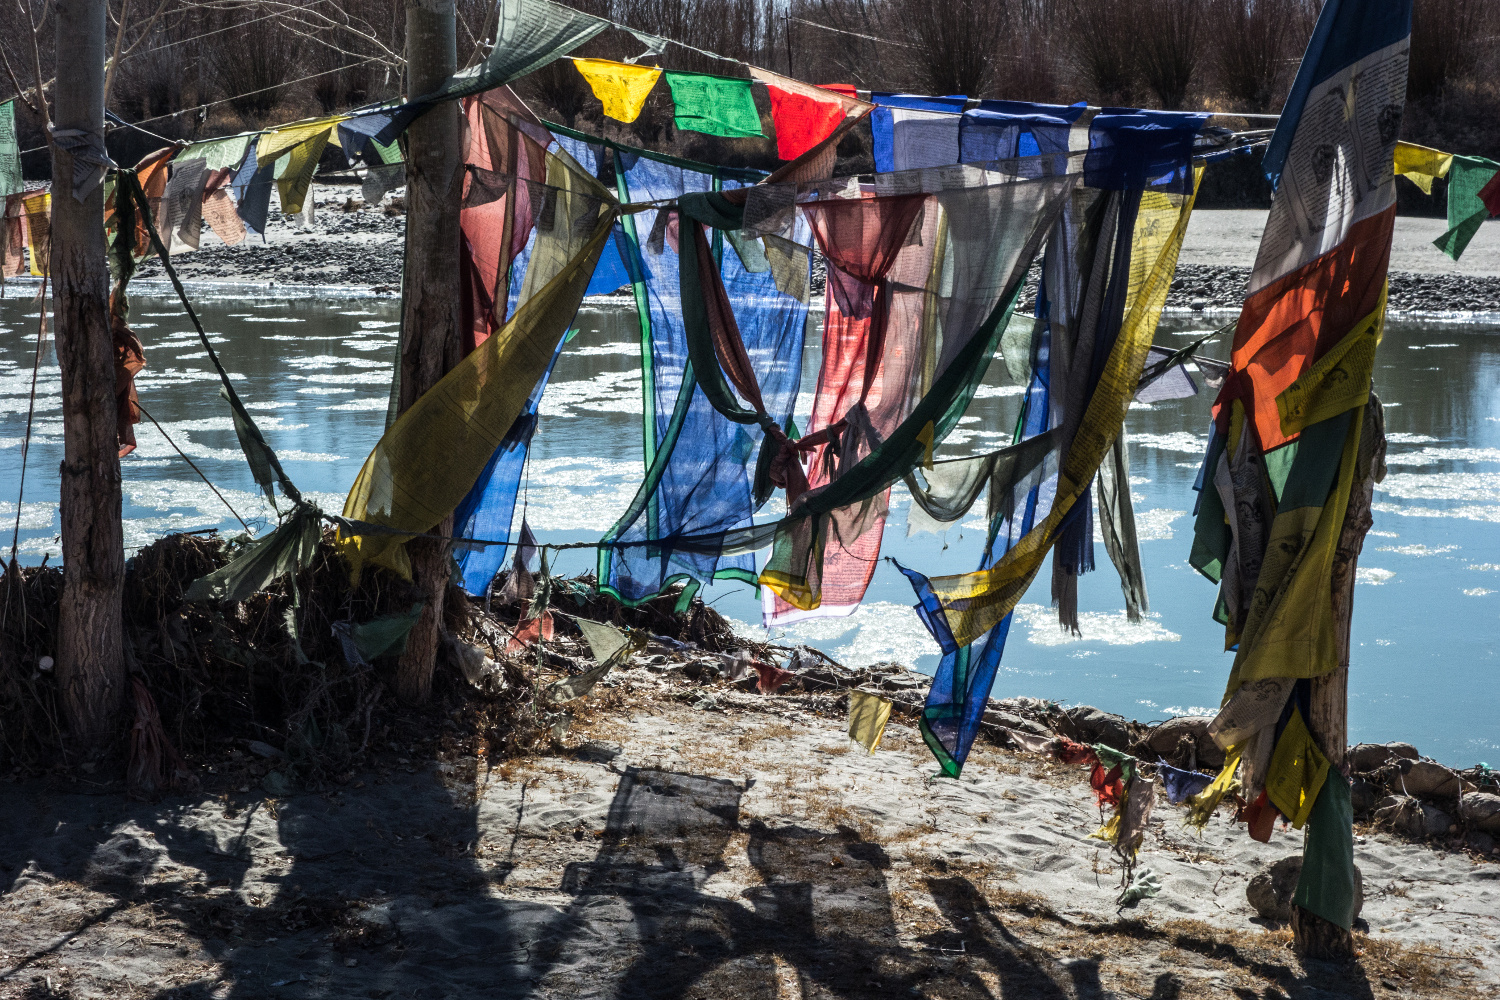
[
  {"left": 394, "top": 0, "right": 463, "bottom": 703},
  {"left": 52, "top": 0, "right": 127, "bottom": 752}
]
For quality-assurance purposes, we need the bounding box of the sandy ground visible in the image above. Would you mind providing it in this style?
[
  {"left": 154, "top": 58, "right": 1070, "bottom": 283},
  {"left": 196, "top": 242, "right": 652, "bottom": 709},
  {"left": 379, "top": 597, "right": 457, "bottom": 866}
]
[{"left": 3, "top": 669, "right": 1496, "bottom": 1000}]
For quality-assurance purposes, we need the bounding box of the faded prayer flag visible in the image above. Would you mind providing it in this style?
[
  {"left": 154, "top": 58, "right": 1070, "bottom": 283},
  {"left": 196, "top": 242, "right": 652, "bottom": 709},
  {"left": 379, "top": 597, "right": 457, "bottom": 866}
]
[
  {"left": 573, "top": 58, "right": 661, "bottom": 123},
  {"left": 664, "top": 72, "right": 763, "bottom": 138},
  {"left": 0, "top": 100, "right": 22, "bottom": 198},
  {"left": 1432, "top": 154, "right": 1499, "bottom": 261}
]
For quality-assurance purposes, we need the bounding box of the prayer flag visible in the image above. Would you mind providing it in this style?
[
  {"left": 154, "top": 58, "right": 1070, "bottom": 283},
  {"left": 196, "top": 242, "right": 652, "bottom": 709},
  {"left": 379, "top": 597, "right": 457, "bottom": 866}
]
[
  {"left": 1432, "top": 154, "right": 1499, "bottom": 261},
  {"left": 664, "top": 71, "right": 763, "bottom": 138},
  {"left": 0, "top": 100, "right": 21, "bottom": 198},
  {"left": 573, "top": 58, "right": 661, "bottom": 123},
  {"left": 1392, "top": 141, "right": 1451, "bottom": 195},
  {"left": 848, "top": 690, "right": 894, "bottom": 753},
  {"left": 1194, "top": 0, "right": 1411, "bottom": 934},
  {"left": 748, "top": 67, "right": 872, "bottom": 161},
  {"left": 178, "top": 134, "right": 253, "bottom": 173}
]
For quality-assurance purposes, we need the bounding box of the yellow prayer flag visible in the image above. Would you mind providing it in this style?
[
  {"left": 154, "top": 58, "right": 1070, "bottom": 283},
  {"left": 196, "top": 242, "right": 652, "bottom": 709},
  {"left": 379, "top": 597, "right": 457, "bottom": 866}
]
[
  {"left": 847, "top": 690, "right": 894, "bottom": 753},
  {"left": 1263, "top": 708, "right": 1330, "bottom": 829},
  {"left": 572, "top": 58, "right": 662, "bottom": 124},
  {"left": 1393, "top": 141, "right": 1453, "bottom": 196},
  {"left": 257, "top": 117, "right": 345, "bottom": 164},
  {"left": 22, "top": 191, "right": 49, "bottom": 277}
]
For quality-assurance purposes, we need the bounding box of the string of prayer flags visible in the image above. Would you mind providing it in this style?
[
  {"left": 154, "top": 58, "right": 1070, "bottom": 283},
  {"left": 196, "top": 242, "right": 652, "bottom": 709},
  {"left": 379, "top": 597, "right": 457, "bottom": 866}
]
[
  {"left": 748, "top": 68, "right": 872, "bottom": 160},
  {"left": 664, "top": 71, "right": 764, "bottom": 138},
  {"left": 1433, "top": 154, "right": 1500, "bottom": 261},
  {"left": 573, "top": 58, "right": 661, "bottom": 123},
  {"left": 848, "top": 690, "right": 894, "bottom": 753},
  {"left": 1392, "top": 141, "right": 1451, "bottom": 196}
]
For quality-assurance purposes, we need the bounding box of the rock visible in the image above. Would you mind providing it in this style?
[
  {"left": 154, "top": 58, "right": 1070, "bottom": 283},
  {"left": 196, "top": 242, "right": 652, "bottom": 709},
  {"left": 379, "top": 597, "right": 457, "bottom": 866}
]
[
  {"left": 1460, "top": 792, "right": 1500, "bottom": 833},
  {"left": 1056, "top": 706, "right": 1131, "bottom": 752},
  {"left": 681, "top": 659, "right": 721, "bottom": 682},
  {"left": 793, "top": 665, "right": 847, "bottom": 691},
  {"left": 1374, "top": 795, "right": 1450, "bottom": 838},
  {"left": 1390, "top": 759, "right": 1465, "bottom": 800},
  {"left": 1349, "top": 741, "right": 1420, "bottom": 773},
  {"left": 1247, "top": 857, "right": 1364, "bottom": 924},
  {"left": 1466, "top": 831, "right": 1495, "bottom": 854},
  {"left": 1349, "top": 779, "right": 1377, "bottom": 816},
  {"left": 1143, "top": 716, "right": 1225, "bottom": 770},
  {"left": 982, "top": 709, "right": 1052, "bottom": 738},
  {"left": 878, "top": 672, "right": 925, "bottom": 693}
]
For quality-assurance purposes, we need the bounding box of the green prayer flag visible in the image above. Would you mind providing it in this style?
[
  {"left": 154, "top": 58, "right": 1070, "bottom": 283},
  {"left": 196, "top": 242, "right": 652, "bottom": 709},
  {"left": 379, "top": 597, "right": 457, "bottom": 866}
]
[
  {"left": 1292, "top": 769, "right": 1359, "bottom": 930},
  {"left": 352, "top": 602, "right": 425, "bottom": 660},
  {"left": 1433, "top": 155, "right": 1499, "bottom": 261},
  {"left": 665, "top": 72, "right": 764, "bottom": 138},
  {"left": 178, "top": 134, "right": 253, "bottom": 173},
  {"left": 185, "top": 505, "right": 322, "bottom": 603},
  {"left": 0, "top": 100, "right": 21, "bottom": 197}
]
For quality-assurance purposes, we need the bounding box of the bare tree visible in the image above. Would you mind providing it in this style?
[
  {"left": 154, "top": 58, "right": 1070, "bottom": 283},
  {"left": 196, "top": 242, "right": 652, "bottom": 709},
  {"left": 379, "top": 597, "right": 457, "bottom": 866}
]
[
  {"left": 1408, "top": 0, "right": 1488, "bottom": 99},
  {"left": 885, "top": 0, "right": 1010, "bottom": 97},
  {"left": 1066, "top": 0, "right": 1138, "bottom": 105},
  {"left": 1137, "top": 0, "right": 1203, "bottom": 109},
  {"left": 1207, "top": 0, "right": 1294, "bottom": 112},
  {"left": 393, "top": 0, "right": 463, "bottom": 705},
  {"left": 51, "top": 0, "right": 128, "bottom": 752}
]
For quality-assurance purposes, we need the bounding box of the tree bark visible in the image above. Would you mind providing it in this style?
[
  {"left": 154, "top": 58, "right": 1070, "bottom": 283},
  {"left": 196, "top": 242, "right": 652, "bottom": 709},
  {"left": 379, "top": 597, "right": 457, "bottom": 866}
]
[
  {"left": 394, "top": 0, "right": 463, "bottom": 704},
  {"left": 52, "top": 0, "right": 126, "bottom": 751}
]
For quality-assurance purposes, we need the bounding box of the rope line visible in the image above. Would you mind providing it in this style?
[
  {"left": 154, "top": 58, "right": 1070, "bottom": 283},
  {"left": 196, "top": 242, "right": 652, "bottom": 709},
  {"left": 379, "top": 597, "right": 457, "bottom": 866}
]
[
  {"left": 8, "top": 276, "right": 48, "bottom": 561},
  {"left": 135, "top": 403, "right": 252, "bottom": 533}
]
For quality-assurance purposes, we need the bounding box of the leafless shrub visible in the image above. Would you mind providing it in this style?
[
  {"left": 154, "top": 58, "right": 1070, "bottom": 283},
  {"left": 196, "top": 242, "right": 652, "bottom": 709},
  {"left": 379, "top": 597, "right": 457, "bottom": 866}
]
[
  {"left": 1136, "top": 0, "right": 1203, "bottom": 109},
  {"left": 1409, "top": 0, "right": 1490, "bottom": 99},
  {"left": 1066, "top": 0, "right": 1139, "bottom": 104},
  {"left": 884, "top": 0, "right": 1012, "bottom": 97},
  {"left": 1206, "top": 0, "right": 1295, "bottom": 112}
]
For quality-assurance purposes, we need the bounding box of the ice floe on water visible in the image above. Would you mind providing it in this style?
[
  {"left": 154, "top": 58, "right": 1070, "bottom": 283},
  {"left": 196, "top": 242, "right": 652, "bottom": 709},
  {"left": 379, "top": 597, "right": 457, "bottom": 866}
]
[
  {"left": 1377, "top": 472, "right": 1500, "bottom": 503},
  {"left": 1464, "top": 588, "right": 1495, "bottom": 597},
  {"left": 735, "top": 601, "right": 940, "bottom": 669},
  {"left": 570, "top": 341, "right": 639, "bottom": 357},
  {"left": 1384, "top": 447, "right": 1500, "bottom": 466},
  {"left": 1135, "top": 699, "right": 1218, "bottom": 718},
  {"left": 1373, "top": 502, "right": 1500, "bottom": 523},
  {"left": 289, "top": 372, "right": 391, "bottom": 384},
  {"left": 1013, "top": 603, "right": 1181, "bottom": 646},
  {"left": 0, "top": 500, "right": 56, "bottom": 530},
  {"left": 539, "top": 371, "right": 642, "bottom": 418},
  {"left": 1090, "top": 508, "right": 1185, "bottom": 542},
  {"left": 516, "top": 457, "right": 642, "bottom": 532},
  {"left": 1385, "top": 432, "right": 1439, "bottom": 444},
  {"left": 1357, "top": 568, "right": 1396, "bottom": 585},
  {"left": 972, "top": 384, "right": 1026, "bottom": 398},
  {"left": 285, "top": 355, "right": 389, "bottom": 369},
  {"left": 321, "top": 397, "right": 389, "bottom": 411},
  {"left": 297, "top": 387, "right": 356, "bottom": 394},
  {"left": 1130, "top": 432, "right": 1207, "bottom": 453}
]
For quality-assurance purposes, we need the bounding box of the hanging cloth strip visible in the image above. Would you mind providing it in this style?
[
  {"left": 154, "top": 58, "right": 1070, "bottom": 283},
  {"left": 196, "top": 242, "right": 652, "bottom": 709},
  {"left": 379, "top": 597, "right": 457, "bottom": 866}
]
[
  {"left": 1432, "top": 154, "right": 1499, "bottom": 261},
  {"left": 594, "top": 141, "right": 803, "bottom": 608},
  {"left": 339, "top": 144, "right": 618, "bottom": 582}
]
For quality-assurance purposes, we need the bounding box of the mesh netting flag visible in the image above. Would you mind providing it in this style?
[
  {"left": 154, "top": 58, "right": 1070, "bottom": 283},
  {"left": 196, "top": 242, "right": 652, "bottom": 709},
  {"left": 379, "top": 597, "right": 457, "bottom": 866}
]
[
  {"left": 591, "top": 137, "right": 807, "bottom": 607},
  {"left": 894, "top": 109, "right": 1209, "bottom": 776},
  {"left": 339, "top": 134, "right": 617, "bottom": 581}
]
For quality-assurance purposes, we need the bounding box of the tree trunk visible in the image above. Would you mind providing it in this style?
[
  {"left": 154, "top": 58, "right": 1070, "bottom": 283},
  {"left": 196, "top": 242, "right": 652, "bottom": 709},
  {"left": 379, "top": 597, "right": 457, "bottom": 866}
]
[
  {"left": 52, "top": 0, "right": 126, "bottom": 753},
  {"left": 394, "top": 0, "right": 463, "bottom": 704}
]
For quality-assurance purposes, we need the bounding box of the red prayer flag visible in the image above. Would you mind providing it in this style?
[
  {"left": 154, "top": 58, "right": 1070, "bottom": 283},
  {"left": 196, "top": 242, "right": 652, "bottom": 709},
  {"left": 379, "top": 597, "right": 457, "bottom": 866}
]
[
  {"left": 819, "top": 83, "right": 859, "bottom": 99},
  {"left": 749, "top": 68, "right": 871, "bottom": 161},
  {"left": 1479, "top": 170, "right": 1500, "bottom": 218}
]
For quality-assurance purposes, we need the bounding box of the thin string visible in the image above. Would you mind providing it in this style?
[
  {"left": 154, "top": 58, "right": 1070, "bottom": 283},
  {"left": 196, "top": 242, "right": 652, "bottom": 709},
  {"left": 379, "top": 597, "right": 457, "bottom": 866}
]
[
  {"left": 8, "top": 275, "right": 48, "bottom": 561},
  {"left": 135, "top": 403, "right": 252, "bottom": 533}
]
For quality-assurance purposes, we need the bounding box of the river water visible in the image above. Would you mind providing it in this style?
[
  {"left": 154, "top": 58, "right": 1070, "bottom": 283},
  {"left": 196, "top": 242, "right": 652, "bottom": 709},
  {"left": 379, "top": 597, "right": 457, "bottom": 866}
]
[{"left": 1, "top": 286, "right": 1496, "bottom": 767}]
